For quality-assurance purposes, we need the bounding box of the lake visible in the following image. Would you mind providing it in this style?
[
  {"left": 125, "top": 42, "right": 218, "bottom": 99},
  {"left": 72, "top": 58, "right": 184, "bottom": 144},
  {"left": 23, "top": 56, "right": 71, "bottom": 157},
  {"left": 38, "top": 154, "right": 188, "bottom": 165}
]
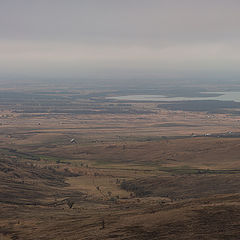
[{"left": 107, "top": 91, "right": 240, "bottom": 102}]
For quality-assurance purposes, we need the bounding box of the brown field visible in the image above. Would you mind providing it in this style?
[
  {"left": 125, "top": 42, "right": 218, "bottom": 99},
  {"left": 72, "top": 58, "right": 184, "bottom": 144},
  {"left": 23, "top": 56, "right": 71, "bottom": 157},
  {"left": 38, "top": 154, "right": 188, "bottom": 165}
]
[{"left": 1, "top": 86, "right": 240, "bottom": 239}]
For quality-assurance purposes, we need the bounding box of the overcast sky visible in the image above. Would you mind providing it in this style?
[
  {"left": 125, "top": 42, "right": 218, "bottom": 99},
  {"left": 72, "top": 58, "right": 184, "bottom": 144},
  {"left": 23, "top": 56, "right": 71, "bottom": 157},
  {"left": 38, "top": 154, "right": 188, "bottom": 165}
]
[{"left": 0, "top": 0, "right": 240, "bottom": 83}]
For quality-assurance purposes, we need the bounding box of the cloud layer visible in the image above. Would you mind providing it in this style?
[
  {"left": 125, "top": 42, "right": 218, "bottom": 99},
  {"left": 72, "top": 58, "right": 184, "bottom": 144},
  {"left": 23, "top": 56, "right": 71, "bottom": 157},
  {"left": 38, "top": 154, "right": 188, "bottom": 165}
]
[{"left": 1, "top": 0, "right": 240, "bottom": 82}]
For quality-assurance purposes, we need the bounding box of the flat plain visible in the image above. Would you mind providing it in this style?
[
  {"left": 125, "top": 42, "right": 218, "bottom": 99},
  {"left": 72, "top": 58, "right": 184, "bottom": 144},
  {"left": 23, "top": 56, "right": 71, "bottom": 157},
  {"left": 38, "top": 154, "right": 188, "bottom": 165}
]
[{"left": 1, "top": 84, "right": 240, "bottom": 239}]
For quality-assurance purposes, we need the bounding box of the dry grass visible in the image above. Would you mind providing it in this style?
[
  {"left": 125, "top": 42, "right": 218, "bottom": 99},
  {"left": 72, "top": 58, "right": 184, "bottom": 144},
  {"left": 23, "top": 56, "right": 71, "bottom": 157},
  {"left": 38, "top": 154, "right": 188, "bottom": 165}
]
[{"left": 1, "top": 88, "right": 240, "bottom": 239}]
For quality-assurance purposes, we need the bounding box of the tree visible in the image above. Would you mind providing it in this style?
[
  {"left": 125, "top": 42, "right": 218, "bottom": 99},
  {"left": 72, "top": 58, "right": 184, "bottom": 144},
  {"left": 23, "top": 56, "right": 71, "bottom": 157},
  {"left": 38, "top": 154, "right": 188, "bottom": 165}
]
[{"left": 67, "top": 199, "right": 74, "bottom": 209}]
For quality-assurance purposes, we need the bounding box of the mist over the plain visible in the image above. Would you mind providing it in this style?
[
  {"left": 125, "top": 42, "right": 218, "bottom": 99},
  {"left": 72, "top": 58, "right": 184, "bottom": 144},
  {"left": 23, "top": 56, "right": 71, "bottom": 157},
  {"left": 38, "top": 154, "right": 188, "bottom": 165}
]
[{"left": 1, "top": 0, "right": 240, "bottom": 86}]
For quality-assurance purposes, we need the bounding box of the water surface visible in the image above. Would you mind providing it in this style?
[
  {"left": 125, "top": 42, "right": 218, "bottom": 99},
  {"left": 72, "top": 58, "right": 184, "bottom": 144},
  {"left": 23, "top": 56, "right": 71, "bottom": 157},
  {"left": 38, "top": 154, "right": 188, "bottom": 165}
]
[{"left": 108, "top": 92, "right": 240, "bottom": 102}]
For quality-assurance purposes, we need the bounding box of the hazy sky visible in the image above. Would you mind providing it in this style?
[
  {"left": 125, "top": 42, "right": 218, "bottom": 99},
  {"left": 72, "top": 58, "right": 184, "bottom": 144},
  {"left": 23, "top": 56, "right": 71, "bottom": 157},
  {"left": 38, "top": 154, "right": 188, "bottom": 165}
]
[{"left": 0, "top": 0, "right": 240, "bottom": 83}]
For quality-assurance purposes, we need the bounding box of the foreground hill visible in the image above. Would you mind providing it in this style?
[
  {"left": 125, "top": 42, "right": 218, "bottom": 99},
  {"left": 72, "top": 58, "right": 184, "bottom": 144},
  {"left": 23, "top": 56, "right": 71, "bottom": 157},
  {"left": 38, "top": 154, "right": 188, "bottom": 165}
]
[{"left": 1, "top": 137, "right": 240, "bottom": 239}]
